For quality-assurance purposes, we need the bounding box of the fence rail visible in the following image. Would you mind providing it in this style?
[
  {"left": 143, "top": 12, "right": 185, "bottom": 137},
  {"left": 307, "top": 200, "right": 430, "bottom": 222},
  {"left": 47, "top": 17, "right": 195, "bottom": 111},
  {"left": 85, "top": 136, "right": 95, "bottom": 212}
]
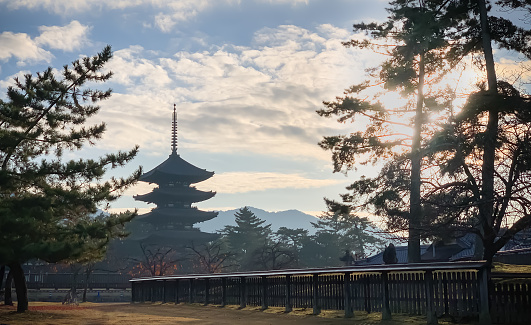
[
  {"left": 130, "top": 261, "right": 491, "bottom": 324},
  {"left": 20, "top": 272, "right": 131, "bottom": 290}
]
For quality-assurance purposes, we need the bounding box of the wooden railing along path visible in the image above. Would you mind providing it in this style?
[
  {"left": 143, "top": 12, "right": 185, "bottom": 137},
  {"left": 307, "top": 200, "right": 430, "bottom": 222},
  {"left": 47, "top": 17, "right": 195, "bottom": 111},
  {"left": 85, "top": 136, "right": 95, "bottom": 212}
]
[
  {"left": 130, "top": 261, "right": 491, "bottom": 324},
  {"left": 23, "top": 272, "right": 131, "bottom": 290}
]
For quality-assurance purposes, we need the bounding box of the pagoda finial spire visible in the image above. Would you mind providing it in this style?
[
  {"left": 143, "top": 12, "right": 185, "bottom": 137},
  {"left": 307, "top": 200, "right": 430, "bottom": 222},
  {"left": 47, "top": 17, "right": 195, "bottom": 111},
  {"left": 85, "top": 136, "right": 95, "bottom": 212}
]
[{"left": 171, "top": 104, "right": 178, "bottom": 154}]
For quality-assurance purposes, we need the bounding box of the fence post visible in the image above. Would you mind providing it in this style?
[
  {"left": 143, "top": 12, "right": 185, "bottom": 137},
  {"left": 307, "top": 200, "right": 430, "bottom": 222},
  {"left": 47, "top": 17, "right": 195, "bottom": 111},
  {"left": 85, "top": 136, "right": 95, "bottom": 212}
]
[
  {"left": 285, "top": 275, "right": 292, "bottom": 313},
  {"left": 261, "top": 276, "right": 268, "bottom": 310},
  {"left": 174, "top": 280, "right": 180, "bottom": 304},
  {"left": 140, "top": 282, "right": 145, "bottom": 303},
  {"left": 344, "top": 272, "right": 353, "bottom": 318},
  {"left": 204, "top": 279, "right": 210, "bottom": 306},
  {"left": 381, "top": 271, "right": 391, "bottom": 320},
  {"left": 131, "top": 281, "right": 137, "bottom": 302},
  {"left": 425, "top": 270, "right": 437, "bottom": 325},
  {"left": 313, "top": 273, "right": 321, "bottom": 315},
  {"left": 478, "top": 266, "right": 492, "bottom": 325},
  {"left": 188, "top": 278, "right": 194, "bottom": 303},
  {"left": 221, "top": 277, "right": 227, "bottom": 307},
  {"left": 239, "top": 277, "right": 247, "bottom": 309},
  {"left": 162, "top": 280, "right": 166, "bottom": 303}
]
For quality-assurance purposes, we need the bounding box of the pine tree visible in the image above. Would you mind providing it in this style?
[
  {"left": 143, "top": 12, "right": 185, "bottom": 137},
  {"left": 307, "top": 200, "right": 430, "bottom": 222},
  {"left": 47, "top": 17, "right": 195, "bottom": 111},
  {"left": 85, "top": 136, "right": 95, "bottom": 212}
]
[
  {"left": 307, "top": 201, "right": 384, "bottom": 267},
  {"left": 318, "top": 0, "right": 464, "bottom": 262},
  {"left": 221, "top": 207, "right": 272, "bottom": 270},
  {"left": 0, "top": 46, "right": 141, "bottom": 312},
  {"left": 319, "top": 0, "right": 531, "bottom": 264}
]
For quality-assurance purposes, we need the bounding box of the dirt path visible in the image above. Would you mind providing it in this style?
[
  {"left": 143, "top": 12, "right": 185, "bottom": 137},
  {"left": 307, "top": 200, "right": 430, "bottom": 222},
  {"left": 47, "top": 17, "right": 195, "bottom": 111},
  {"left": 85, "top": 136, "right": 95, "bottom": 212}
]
[{"left": 0, "top": 302, "right": 453, "bottom": 324}]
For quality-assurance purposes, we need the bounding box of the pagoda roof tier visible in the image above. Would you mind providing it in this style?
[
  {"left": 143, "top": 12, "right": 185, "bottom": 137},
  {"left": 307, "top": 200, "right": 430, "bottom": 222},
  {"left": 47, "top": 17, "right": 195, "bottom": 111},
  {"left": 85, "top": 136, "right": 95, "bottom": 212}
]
[
  {"left": 134, "top": 187, "right": 216, "bottom": 204},
  {"left": 137, "top": 230, "right": 220, "bottom": 246},
  {"left": 140, "top": 152, "right": 214, "bottom": 184},
  {"left": 138, "top": 208, "right": 218, "bottom": 225}
]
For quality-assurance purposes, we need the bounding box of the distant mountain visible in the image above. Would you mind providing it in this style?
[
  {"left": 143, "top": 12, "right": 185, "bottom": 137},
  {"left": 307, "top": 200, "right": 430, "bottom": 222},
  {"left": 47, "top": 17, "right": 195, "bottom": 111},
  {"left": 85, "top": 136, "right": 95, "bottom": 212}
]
[{"left": 198, "top": 206, "right": 319, "bottom": 234}]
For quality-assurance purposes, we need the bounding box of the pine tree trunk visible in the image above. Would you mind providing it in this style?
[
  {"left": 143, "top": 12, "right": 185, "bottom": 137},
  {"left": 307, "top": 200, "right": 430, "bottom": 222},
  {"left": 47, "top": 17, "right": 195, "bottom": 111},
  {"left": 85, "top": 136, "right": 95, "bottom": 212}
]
[
  {"left": 409, "top": 51, "right": 425, "bottom": 263},
  {"left": 82, "top": 267, "right": 92, "bottom": 303},
  {"left": 4, "top": 268, "right": 13, "bottom": 305},
  {"left": 476, "top": 0, "right": 498, "bottom": 264},
  {"left": 0, "top": 265, "right": 5, "bottom": 293},
  {"left": 9, "top": 263, "right": 28, "bottom": 312}
]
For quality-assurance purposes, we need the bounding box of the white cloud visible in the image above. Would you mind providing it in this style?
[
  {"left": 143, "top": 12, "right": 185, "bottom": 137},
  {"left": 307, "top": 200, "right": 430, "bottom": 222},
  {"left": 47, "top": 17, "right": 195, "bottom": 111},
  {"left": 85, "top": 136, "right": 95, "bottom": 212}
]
[
  {"left": 89, "top": 25, "right": 380, "bottom": 160},
  {"left": 108, "top": 46, "right": 172, "bottom": 88},
  {"left": 259, "top": 0, "right": 309, "bottom": 4},
  {"left": 35, "top": 20, "right": 91, "bottom": 51},
  {"left": 154, "top": 13, "right": 178, "bottom": 33},
  {"left": 0, "top": 0, "right": 235, "bottom": 32},
  {"left": 1, "top": 0, "right": 92, "bottom": 14},
  {"left": 0, "top": 32, "right": 53, "bottom": 64},
  {"left": 197, "top": 172, "right": 343, "bottom": 193}
]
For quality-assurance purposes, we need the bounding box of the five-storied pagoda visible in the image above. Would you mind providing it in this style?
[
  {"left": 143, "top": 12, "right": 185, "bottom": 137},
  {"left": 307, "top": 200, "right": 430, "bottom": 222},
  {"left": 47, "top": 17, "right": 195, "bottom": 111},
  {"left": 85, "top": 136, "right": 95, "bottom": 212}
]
[{"left": 132, "top": 105, "right": 219, "bottom": 246}]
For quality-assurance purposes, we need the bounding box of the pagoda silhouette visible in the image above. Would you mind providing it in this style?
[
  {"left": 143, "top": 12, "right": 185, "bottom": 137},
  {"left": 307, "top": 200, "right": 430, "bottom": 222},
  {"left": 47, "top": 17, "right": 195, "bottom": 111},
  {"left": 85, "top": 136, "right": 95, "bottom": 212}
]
[{"left": 131, "top": 105, "right": 219, "bottom": 246}]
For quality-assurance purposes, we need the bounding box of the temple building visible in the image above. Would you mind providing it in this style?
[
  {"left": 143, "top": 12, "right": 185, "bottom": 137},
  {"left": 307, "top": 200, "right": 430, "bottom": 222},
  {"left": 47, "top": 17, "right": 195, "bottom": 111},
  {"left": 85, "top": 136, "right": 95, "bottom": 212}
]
[{"left": 131, "top": 105, "right": 219, "bottom": 246}]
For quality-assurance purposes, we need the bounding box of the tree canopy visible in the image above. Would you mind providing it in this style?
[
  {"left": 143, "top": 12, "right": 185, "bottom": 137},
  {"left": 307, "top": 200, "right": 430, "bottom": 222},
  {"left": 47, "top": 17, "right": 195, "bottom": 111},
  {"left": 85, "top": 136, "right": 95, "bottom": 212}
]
[
  {"left": 319, "top": 0, "right": 531, "bottom": 265},
  {"left": 0, "top": 46, "right": 140, "bottom": 312}
]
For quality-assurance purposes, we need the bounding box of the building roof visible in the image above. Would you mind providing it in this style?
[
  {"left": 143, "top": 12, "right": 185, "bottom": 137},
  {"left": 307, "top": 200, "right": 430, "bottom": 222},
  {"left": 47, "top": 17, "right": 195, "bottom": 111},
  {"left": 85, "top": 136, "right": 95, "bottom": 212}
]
[
  {"left": 139, "top": 152, "right": 214, "bottom": 184},
  {"left": 134, "top": 186, "right": 216, "bottom": 204},
  {"left": 356, "top": 245, "right": 429, "bottom": 265},
  {"left": 137, "top": 207, "right": 218, "bottom": 225},
  {"left": 137, "top": 230, "right": 220, "bottom": 246}
]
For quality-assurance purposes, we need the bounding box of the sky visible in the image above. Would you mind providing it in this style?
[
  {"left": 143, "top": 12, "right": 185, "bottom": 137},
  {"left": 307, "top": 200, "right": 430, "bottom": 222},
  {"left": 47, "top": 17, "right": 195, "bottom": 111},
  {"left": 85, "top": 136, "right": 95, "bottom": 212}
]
[
  {"left": 0, "top": 0, "right": 394, "bottom": 217},
  {"left": 1, "top": 1, "right": 528, "bottom": 220}
]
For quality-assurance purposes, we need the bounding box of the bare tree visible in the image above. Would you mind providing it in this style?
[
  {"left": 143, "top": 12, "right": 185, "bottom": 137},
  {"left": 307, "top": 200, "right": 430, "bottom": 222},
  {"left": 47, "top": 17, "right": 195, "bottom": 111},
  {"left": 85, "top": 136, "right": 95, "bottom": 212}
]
[
  {"left": 186, "top": 241, "right": 236, "bottom": 274},
  {"left": 130, "top": 243, "right": 183, "bottom": 276},
  {"left": 251, "top": 241, "right": 296, "bottom": 270}
]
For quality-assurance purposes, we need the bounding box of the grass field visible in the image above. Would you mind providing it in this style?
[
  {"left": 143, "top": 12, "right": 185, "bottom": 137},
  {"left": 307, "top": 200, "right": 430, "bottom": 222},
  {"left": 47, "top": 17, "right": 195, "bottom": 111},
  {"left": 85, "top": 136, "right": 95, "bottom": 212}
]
[{"left": 0, "top": 302, "right": 469, "bottom": 325}]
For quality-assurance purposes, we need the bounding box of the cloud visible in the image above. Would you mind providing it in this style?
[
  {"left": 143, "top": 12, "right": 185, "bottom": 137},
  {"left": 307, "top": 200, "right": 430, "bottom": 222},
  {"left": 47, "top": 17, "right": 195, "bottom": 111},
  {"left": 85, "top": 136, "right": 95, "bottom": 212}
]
[
  {"left": 1, "top": 0, "right": 234, "bottom": 32},
  {"left": 198, "top": 172, "right": 344, "bottom": 193},
  {"left": 1, "top": 0, "right": 92, "bottom": 14},
  {"left": 108, "top": 46, "right": 172, "bottom": 88},
  {"left": 0, "top": 21, "right": 90, "bottom": 67},
  {"left": 0, "top": 32, "right": 53, "bottom": 64},
  {"left": 35, "top": 20, "right": 91, "bottom": 51},
  {"left": 121, "top": 171, "right": 342, "bottom": 209},
  {"left": 89, "top": 24, "right": 380, "bottom": 160},
  {"left": 259, "top": 0, "right": 309, "bottom": 4}
]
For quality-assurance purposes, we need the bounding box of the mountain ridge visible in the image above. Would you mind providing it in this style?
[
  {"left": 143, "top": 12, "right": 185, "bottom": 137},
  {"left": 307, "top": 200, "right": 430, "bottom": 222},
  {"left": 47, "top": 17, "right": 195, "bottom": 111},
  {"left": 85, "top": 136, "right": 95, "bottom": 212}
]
[{"left": 198, "top": 206, "right": 319, "bottom": 234}]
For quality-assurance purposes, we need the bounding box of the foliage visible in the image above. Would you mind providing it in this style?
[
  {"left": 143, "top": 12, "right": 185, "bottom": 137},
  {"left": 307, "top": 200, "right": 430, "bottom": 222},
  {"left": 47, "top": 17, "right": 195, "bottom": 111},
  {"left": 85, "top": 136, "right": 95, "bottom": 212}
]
[
  {"left": 0, "top": 46, "right": 140, "bottom": 311},
  {"left": 249, "top": 241, "right": 297, "bottom": 270},
  {"left": 318, "top": 0, "right": 531, "bottom": 264},
  {"left": 220, "top": 207, "right": 272, "bottom": 270},
  {"left": 317, "top": 0, "right": 469, "bottom": 262},
  {"left": 219, "top": 206, "right": 384, "bottom": 270},
  {"left": 303, "top": 201, "right": 385, "bottom": 267},
  {"left": 425, "top": 82, "right": 531, "bottom": 262}
]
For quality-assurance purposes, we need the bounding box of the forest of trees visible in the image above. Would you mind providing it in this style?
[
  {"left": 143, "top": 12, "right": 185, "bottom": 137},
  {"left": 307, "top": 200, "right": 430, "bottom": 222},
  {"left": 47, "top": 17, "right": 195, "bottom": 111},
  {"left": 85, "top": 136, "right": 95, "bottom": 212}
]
[{"left": 186, "top": 206, "right": 384, "bottom": 273}]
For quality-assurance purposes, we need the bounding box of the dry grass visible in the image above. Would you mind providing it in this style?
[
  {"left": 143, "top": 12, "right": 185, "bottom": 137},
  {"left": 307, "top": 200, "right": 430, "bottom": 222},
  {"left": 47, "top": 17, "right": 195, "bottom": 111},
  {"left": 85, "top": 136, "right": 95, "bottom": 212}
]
[
  {"left": 492, "top": 262, "right": 531, "bottom": 273},
  {"left": 0, "top": 302, "right": 468, "bottom": 325}
]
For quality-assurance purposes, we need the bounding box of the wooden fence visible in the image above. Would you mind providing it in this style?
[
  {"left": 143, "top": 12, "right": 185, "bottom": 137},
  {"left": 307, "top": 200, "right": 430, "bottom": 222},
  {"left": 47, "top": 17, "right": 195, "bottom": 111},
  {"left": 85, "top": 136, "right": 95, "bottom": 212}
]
[
  {"left": 130, "top": 261, "right": 492, "bottom": 324},
  {"left": 490, "top": 273, "right": 531, "bottom": 324},
  {"left": 22, "top": 272, "right": 131, "bottom": 290}
]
